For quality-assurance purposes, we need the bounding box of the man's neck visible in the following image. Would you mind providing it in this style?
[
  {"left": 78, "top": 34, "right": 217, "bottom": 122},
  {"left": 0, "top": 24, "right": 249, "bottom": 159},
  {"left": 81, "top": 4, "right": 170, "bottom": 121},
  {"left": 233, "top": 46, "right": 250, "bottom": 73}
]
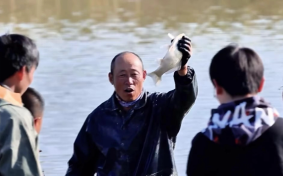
[
  {"left": 115, "top": 92, "right": 142, "bottom": 108},
  {"left": 122, "top": 106, "right": 132, "bottom": 111}
]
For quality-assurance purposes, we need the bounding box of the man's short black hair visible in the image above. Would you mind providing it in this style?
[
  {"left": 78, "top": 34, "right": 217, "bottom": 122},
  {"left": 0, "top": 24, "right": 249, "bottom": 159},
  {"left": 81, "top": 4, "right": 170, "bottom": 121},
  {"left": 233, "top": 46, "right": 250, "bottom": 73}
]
[
  {"left": 22, "top": 87, "right": 44, "bottom": 118},
  {"left": 209, "top": 44, "right": 264, "bottom": 97},
  {"left": 110, "top": 51, "right": 144, "bottom": 74},
  {"left": 0, "top": 34, "right": 39, "bottom": 83}
]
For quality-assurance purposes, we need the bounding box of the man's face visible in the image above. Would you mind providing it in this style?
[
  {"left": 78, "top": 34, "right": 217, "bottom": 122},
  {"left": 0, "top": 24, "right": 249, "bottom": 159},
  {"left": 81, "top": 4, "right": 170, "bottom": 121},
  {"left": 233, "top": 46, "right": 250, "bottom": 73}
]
[
  {"left": 16, "top": 65, "right": 36, "bottom": 95},
  {"left": 109, "top": 53, "right": 146, "bottom": 102}
]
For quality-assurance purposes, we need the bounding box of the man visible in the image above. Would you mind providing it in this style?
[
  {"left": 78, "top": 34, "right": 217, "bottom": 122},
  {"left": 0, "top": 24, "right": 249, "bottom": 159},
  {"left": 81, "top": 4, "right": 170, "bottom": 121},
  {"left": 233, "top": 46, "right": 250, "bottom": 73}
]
[
  {"left": 66, "top": 36, "right": 198, "bottom": 176},
  {"left": 0, "top": 34, "right": 42, "bottom": 176},
  {"left": 186, "top": 44, "right": 283, "bottom": 176},
  {"left": 22, "top": 87, "right": 45, "bottom": 134}
]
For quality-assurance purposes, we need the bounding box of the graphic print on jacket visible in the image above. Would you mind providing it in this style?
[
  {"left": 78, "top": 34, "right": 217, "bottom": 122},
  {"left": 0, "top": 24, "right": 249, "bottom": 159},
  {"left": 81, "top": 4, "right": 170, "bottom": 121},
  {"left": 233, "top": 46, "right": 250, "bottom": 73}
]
[{"left": 202, "top": 96, "right": 280, "bottom": 145}]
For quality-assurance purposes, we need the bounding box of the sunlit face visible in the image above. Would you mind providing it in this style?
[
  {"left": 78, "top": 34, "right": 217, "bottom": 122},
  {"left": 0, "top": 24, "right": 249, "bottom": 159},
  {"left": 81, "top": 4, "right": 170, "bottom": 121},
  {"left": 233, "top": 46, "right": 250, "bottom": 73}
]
[
  {"left": 15, "top": 65, "right": 36, "bottom": 95},
  {"left": 109, "top": 53, "right": 146, "bottom": 102}
]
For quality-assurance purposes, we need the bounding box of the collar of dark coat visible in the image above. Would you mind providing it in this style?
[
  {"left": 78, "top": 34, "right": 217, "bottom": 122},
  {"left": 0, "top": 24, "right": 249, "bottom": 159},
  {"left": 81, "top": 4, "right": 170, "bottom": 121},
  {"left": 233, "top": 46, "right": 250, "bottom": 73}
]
[{"left": 105, "top": 90, "right": 147, "bottom": 111}]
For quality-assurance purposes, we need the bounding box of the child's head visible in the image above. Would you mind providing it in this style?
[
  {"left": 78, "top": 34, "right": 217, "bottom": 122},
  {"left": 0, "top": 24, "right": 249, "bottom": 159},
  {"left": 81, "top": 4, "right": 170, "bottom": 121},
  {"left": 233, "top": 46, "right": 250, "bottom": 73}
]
[
  {"left": 22, "top": 87, "right": 44, "bottom": 134},
  {"left": 209, "top": 44, "right": 264, "bottom": 104}
]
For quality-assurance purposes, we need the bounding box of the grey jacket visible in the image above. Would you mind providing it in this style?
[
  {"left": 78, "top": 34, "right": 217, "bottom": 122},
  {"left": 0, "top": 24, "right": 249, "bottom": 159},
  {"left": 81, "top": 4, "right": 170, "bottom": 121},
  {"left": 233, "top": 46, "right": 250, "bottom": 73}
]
[{"left": 0, "top": 86, "right": 42, "bottom": 176}]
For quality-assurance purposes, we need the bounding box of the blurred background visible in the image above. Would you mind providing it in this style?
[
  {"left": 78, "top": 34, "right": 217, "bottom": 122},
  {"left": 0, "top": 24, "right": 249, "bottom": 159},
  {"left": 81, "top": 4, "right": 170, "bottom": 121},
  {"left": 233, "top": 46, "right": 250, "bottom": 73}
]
[{"left": 0, "top": 0, "right": 283, "bottom": 175}]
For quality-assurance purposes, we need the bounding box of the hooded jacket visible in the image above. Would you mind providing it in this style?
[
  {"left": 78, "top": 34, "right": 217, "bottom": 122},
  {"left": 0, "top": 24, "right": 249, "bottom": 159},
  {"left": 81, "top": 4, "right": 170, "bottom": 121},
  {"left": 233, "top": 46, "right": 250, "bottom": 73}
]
[
  {"left": 0, "top": 86, "right": 43, "bottom": 176},
  {"left": 186, "top": 96, "right": 283, "bottom": 176}
]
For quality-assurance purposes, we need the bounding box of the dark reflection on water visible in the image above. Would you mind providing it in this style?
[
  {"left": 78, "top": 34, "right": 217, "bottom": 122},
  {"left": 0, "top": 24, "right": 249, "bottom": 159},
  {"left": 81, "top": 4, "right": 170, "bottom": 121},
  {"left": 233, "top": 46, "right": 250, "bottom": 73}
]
[{"left": 0, "top": 0, "right": 283, "bottom": 175}]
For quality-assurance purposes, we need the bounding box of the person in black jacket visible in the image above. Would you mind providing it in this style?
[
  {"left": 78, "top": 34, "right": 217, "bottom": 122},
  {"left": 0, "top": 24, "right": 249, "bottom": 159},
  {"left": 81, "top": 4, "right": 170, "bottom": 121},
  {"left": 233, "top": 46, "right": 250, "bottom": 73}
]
[
  {"left": 186, "top": 44, "right": 283, "bottom": 176},
  {"left": 66, "top": 36, "right": 198, "bottom": 176}
]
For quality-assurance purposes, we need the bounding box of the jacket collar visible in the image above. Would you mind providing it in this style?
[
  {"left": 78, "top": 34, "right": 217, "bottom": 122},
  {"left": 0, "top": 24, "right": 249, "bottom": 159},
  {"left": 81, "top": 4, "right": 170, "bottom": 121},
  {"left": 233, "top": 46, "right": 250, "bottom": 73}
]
[
  {"left": 105, "top": 90, "right": 147, "bottom": 111},
  {"left": 0, "top": 85, "right": 23, "bottom": 106},
  {"left": 212, "top": 95, "right": 261, "bottom": 113}
]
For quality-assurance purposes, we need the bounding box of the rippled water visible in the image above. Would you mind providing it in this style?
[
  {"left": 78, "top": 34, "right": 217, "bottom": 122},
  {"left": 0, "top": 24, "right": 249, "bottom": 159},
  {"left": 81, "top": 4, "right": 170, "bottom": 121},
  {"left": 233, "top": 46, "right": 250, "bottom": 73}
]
[{"left": 1, "top": 0, "right": 283, "bottom": 175}]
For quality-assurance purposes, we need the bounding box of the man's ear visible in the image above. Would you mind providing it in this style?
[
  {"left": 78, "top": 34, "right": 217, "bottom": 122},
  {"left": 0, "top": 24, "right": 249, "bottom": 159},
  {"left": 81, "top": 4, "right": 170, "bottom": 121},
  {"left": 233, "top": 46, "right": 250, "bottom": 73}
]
[
  {"left": 108, "top": 72, "right": 114, "bottom": 85},
  {"left": 258, "top": 77, "right": 265, "bottom": 93},
  {"left": 143, "top": 70, "right": 147, "bottom": 80}
]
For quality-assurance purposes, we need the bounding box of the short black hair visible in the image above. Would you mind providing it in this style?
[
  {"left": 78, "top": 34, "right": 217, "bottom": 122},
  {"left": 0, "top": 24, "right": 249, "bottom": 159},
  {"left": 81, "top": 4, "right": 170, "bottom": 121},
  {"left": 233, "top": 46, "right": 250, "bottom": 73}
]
[
  {"left": 110, "top": 51, "right": 144, "bottom": 74},
  {"left": 22, "top": 87, "right": 44, "bottom": 118},
  {"left": 209, "top": 44, "right": 264, "bottom": 97},
  {"left": 0, "top": 34, "right": 39, "bottom": 83}
]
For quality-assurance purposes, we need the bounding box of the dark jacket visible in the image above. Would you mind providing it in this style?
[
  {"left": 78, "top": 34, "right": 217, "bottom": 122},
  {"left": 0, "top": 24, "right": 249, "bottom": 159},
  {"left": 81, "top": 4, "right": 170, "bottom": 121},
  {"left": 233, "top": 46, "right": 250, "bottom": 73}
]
[
  {"left": 66, "top": 66, "right": 198, "bottom": 176},
  {"left": 187, "top": 96, "right": 283, "bottom": 176}
]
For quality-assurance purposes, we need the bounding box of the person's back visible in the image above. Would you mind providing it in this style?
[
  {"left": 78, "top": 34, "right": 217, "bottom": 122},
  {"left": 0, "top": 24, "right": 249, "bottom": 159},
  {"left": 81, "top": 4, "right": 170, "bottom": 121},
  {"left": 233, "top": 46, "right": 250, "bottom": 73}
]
[
  {"left": 189, "top": 118, "right": 283, "bottom": 176},
  {"left": 0, "top": 34, "right": 42, "bottom": 176},
  {"left": 186, "top": 44, "right": 283, "bottom": 176}
]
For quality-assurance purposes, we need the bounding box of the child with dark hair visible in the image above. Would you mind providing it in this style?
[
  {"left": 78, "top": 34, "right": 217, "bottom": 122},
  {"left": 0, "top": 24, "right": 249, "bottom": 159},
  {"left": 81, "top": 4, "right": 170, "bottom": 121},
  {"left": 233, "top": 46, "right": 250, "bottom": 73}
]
[
  {"left": 22, "top": 87, "right": 45, "bottom": 176},
  {"left": 186, "top": 44, "right": 283, "bottom": 176},
  {"left": 22, "top": 87, "right": 45, "bottom": 134}
]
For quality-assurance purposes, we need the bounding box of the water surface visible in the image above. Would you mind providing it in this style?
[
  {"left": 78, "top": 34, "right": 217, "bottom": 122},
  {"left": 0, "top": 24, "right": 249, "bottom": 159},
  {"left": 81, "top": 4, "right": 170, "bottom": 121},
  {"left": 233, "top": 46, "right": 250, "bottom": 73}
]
[{"left": 0, "top": 0, "right": 283, "bottom": 175}]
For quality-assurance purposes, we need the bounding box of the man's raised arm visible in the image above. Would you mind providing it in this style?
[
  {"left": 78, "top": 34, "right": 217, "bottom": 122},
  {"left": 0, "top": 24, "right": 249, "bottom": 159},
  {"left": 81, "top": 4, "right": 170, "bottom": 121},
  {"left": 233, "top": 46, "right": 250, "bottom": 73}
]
[{"left": 160, "top": 36, "right": 198, "bottom": 137}]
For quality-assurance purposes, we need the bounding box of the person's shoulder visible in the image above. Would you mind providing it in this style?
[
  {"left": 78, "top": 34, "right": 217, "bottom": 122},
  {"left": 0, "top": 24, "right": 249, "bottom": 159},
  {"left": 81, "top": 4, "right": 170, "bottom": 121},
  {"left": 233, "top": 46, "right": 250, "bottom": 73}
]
[
  {"left": 190, "top": 132, "right": 219, "bottom": 151},
  {"left": 0, "top": 99, "right": 32, "bottom": 118},
  {"left": 147, "top": 91, "right": 160, "bottom": 97},
  {"left": 85, "top": 99, "right": 111, "bottom": 119},
  {"left": 0, "top": 99, "right": 34, "bottom": 130},
  {"left": 265, "top": 118, "right": 283, "bottom": 138},
  {"left": 146, "top": 90, "right": 173, "bottom": 100},
  {"left": 191, "top": 132, "right": 210, "bottom": 144}
]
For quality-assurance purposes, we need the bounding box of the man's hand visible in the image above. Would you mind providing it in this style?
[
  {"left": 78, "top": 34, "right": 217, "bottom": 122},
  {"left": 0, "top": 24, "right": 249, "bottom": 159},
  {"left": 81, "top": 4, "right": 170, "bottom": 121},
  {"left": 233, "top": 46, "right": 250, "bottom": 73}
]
[
  {"left": 177, "top": 36, "right": 192, "bottom": 76},
  {"left": 178, "top": 65, "right": 188, "bottom": 76}
]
